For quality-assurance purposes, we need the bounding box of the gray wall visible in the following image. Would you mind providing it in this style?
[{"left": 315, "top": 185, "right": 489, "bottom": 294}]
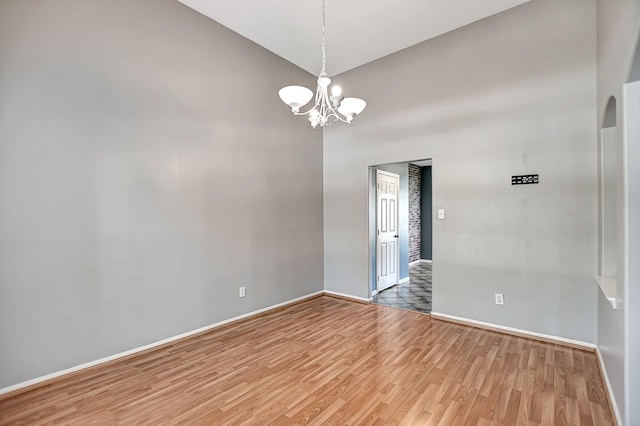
[
  {"left": 596, "top": 0, "right": 640, "bottom": 423},
  {"left": 324, "top": 0, "right": 598, "bottom": 343},
  {"left": 420, "top": 166, "right": 433, "bottom": 260},
  {"left": 0, "top": 0, "right": 323, "bottom": 389}
]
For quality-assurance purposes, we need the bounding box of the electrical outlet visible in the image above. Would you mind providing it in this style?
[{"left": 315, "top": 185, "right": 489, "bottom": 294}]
[
  {"left": 239, "top": 286, "right": 246, "bottom": 298},
  {"left": 495, "top": 293, "right": 504, "bottom": 305}
]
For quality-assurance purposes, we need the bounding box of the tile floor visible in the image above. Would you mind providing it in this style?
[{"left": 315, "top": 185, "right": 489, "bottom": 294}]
[{"left": 373, "top": 261, "right": 432, "bottom": 314}]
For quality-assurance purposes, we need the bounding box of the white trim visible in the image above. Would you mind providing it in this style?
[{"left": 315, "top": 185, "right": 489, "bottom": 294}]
[
  {"left": 421, "top": 259, "right": 433, "bottom": 264},
  {"left": 324, "top": 290, "right": 372, "bottom": 303},
  {"left": 0, "top": 290, "right": 325, "bottom": 397},
  {"left": 371, "top": 289, "right": 378, "bottom": 297},
  {"left": 595, "top": 346, "right": 622, "bottom": 426},
  {"left": 431, "top": 312, "right": 596, "bottom": 350},
  {"left": 399, "top": 277, "right": 410, "bottom": 284}
]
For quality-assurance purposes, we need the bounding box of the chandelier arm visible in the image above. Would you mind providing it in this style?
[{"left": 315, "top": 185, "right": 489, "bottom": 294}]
[
  {"left": 290, "top": 86, "right": 323, "bottom": 116},
  {"left": 292, "top": 103, "right": 321, "bottom": 116},
  {"left": 289, "top": 82, "right": 351, "bottom": 125},
  {"left": 325, "top": 110, "right": 350, "bottom": 123},
  {"left": 319, "top": 83, "right": 350, "bottom": 123},
  {"left": 290, "top": 106, "right": 351, "bottom": 124}
]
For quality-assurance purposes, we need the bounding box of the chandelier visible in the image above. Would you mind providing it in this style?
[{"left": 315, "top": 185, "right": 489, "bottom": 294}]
[{"left": 278, "top": 0, "right": 366, "bottom": 129}]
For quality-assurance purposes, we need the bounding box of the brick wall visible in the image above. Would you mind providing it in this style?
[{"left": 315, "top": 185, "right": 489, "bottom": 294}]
[{"left": 408, "top": 164, "right": 421, "bottom": 263}]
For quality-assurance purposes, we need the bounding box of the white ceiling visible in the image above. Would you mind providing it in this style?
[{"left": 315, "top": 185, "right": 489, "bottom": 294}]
[{"left": 177, "top": 0, "right": 530, "bottom": 76}]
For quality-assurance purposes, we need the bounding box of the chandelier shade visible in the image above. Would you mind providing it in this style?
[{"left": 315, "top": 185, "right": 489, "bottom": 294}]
[
  {"left": 338, "top": 97, "right": 367, "bottom": 121},
  {"left": 278, "top": 86, "right": 314, "bottom": 113},
  {"left": 278, "top": 0, "right": 366, "bottom": 129}
]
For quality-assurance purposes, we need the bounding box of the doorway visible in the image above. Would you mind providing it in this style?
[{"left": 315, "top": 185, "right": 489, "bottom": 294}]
[
  {"left": 376, "top": 170, "right": 400, "bottom": 292},
  {"left": 369, "top": 160, "right": 433, "bottom": 314}
]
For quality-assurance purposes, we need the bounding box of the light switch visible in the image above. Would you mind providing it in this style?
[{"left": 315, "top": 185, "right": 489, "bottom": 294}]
[{"left": 438, "top": 208, "right": 445, "bottom": 220}]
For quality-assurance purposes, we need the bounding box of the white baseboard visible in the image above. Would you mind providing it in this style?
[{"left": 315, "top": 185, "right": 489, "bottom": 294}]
[
  {"left": 408, "top": 259, "right": 421, "bottom": 267},
  {"left": 399, "top": 277, "right": 410, "bottom": 284},
  {"left": 595, "top": 346, "right": 622, "bottom": 425},
  {"left": 371, "top": 289, "right": 378, "bottom": 296},
  {"left": 430, "top": 312, "right": 596, "bottom": 352},
  {"left": 323, "top": 290, "right": 372, "bottom": 304},
  {"left": 421, "top": 259, "right": 433, "bottom": 264},
  {"left": 0, "top": 290, "right": 325, "bottom": 398}
]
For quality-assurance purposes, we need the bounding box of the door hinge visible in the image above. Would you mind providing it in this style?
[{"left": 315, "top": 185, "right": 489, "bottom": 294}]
[{"left": 377, "top": 275, "right": 380, "bottom": 282}]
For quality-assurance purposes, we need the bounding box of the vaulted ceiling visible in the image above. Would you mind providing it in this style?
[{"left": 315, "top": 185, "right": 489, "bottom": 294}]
[{"left": 177, "top": 0, "right": 531, "bottom": 76}]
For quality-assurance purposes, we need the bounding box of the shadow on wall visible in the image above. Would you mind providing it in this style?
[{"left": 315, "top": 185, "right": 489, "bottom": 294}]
[
  {"left": 603, "top": 96, "right": 617, "bottom": 128},
  {"left": 630, "top": 34, "right": 640, "bottom": 83}
]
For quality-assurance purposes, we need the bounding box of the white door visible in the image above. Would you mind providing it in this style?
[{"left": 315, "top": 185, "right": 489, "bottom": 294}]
[{"left": 376, "top": 170, "right": 399, "bottom": 291}]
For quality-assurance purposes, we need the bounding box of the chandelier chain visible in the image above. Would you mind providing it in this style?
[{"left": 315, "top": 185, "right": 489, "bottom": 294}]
[{"left": 321, "top": 0, "right": 326, "bottom": 74}]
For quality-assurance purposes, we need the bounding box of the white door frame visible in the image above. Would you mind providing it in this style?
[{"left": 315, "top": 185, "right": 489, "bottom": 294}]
[{"left": 368, "top": 160, "right": 434, "bottom": 299}]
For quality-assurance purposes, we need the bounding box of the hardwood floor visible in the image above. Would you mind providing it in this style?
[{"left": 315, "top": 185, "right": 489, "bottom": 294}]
[{"left": 0, "top": 296, "right": 613, "bottom": 425}]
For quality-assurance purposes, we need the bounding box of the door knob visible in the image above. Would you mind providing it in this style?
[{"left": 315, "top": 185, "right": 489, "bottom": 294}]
[{"left": 394, "top": 235, "right": 399, "bottom": 238}]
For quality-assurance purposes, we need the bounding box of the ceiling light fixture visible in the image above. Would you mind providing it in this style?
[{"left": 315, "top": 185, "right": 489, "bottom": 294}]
[{"left": 278, "top": 0, "right": 366, "bottom": 129}]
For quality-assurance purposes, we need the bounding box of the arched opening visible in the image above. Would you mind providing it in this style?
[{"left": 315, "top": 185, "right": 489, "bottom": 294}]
[
  {"left": 603, "top": 96, "right": 617, "bottom": 128},
  {"left": 599, "top": 96, "right": 617, "bottom": 282}
]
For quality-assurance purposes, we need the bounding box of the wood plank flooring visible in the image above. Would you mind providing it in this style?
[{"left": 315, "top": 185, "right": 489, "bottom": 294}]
[{"left": 0, "top": 296, "right": 614, "bottom": 425}]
